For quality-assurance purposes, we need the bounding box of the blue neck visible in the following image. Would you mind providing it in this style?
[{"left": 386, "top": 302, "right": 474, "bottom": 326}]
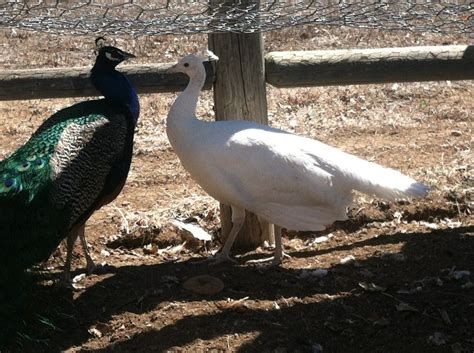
[{"left": 90, "top": 64, "right": 140, "bottom": 124}]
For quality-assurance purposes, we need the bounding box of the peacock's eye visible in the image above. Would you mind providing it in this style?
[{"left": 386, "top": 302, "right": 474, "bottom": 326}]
[{"left": 184, "top": 63, "right": 189, "bottom": 67}]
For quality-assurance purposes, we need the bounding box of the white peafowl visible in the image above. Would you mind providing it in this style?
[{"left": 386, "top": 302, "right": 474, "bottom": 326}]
[{"left": 166, "top": 51, "right": 429, "bottom": 266}]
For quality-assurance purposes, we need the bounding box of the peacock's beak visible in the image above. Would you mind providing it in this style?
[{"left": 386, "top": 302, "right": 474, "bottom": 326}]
[{"left": 121, "top": 50, "right": 136, "bottom": 60}]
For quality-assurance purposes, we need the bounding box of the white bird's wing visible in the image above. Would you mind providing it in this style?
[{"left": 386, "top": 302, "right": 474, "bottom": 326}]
[
  {"left": 191, "top": 123, "right": 351, "bottom": 229},
  {"left": 183, "top": 120, "right": 427, "bottom": 231}
]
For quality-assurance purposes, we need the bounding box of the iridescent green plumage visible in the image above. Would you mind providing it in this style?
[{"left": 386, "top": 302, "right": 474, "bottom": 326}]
[
  {"left": 0, "top": 113, "right": 106, "bottom": 203},
  {"left": 0, "top": 100, "right": 132, "bottom": 271},
  {"left": 0, "top": 42, "right": 139, "bottom": 347}
]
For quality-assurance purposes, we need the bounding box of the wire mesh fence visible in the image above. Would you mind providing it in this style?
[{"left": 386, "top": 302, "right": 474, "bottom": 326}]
[{"left": 0, "top": 0, "right": 472, "bottom": 36}]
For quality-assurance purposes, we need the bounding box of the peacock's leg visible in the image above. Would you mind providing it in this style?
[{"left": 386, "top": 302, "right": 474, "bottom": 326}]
[
  {"left": 62, "top": 224, "right": 81, "bottom": 283},
  {"left": 79, "top": 224, "right": 96, "bottom": 274}
]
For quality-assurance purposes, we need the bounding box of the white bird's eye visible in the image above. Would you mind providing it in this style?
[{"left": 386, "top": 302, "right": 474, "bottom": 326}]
[{"left": 183, "top": 63, "right": 189, "bottom": 67}]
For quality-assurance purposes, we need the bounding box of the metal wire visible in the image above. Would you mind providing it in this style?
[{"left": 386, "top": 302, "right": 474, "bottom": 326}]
[{"left": 0, "top": 1, "right": 472, "bottom": 36}]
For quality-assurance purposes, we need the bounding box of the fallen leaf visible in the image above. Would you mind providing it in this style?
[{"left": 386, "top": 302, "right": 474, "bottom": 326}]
[
  {"left": 312, "top": 343, "right": 323, "bottom": 353},
  {"left": 438, "top": 309, "right": 452, "bottom": 325},
  {"left": 396, "top": 302, "right": 418, "bottom": 312},
  {"left": 88, "top": 327, "right": 102, "bottom": 338},
  {"left": 172, "top": 220, "right": 212, "bottom": 241},
  {"left": 312, "top": 233, "right": 334, "bottom": 244},
  {"left": 72, "top": 273, "right": 86, "bottom": 283},
  {"left": 420, "top": 221, "right": 439, "bottom": 230},
  {"left": 143, "top": 243, "right": 158, "bottom": 255},
  {"left": 340, "top": 255, "right": 356, "bottom": 264},
  {"left": 359, "top": 282, "right": 386, "bottom": 292},
  {"left": 215, "top": 297, "right": 249, "bottom": 311}
]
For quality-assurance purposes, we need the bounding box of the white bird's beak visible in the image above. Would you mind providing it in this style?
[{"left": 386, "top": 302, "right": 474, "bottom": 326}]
[{"left": 167, "top": 64, "right": 179, "bottom": 74}]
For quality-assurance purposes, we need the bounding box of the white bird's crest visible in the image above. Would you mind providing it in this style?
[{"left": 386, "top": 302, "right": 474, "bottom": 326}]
[{"left": 196, "top": 49, "right": 219, "bottom": 62}]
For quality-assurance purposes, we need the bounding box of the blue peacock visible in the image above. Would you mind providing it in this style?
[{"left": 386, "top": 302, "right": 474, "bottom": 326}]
[{"left": 0, "top": 38, "right": 140, "bottom": 286}]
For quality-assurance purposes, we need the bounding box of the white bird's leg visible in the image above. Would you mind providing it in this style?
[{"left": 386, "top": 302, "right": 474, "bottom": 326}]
[
  {"left": 272, "top": 225, "right": 283, "bottom": 266},
  {"left": 247, "top": 225, "right": 290, "bottom": 266},
  {"left": 79, "top": 224, "right": 96, "bottom": 274},
  {"left": 257, "top": 216, "right": 275, "bottom": 244},
  {"left": 208, "top": 206, "right": 246, "bottom": 265}
]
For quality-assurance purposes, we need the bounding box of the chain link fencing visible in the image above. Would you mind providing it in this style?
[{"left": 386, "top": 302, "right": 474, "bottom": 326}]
[{"left": 0, "top": 0, "right": 472, "bottom": 36}]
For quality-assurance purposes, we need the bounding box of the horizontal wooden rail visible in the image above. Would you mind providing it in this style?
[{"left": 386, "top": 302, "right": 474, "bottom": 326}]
[
  {"left": 0, "top": 62, "right": 216, "bottom": 101},
  {"left": 266, "top": 45, "right": 474, "bottom": 87},
  {"left": 0, "top": 45, "right": 473, "bottom": 101}
]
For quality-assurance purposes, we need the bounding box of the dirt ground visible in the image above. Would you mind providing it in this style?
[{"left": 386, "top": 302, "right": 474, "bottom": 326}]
[{"left": 0, "top": 25, "right": 473, "bottom": 353}]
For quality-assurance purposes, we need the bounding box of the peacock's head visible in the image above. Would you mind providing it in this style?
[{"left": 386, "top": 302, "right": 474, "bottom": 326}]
[
  {"left": 167, "top": 50, "right": 218, "bottom": 76},
  {"left": 94, "top": 37, "right": 136, "bottom": 68}
]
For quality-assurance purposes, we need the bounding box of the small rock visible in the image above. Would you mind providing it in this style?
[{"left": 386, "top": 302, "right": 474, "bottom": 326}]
[
  {"left": 451, "top": 130, "right": 462, "bottom": 136},
  {"left": 182, "top": 275, "right": 224, "bottom": 295}
]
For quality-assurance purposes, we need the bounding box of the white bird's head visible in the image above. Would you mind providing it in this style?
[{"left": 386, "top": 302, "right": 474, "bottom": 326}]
[{"left": 167, "top": 50, "right": 219, "bottom": 77}]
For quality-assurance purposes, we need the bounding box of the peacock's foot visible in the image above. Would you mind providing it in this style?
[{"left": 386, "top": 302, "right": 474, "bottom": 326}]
[
  {"left": 58, "top": 272, "right": 75, "bottom": 289},
  {"left": 85, "top": 260, "right": 97, "bottom": 275}
]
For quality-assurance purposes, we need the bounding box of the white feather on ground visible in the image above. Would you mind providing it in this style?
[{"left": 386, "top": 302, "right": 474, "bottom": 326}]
[{"left": 166, "top": 52, "right": 429, "bottom": 265}]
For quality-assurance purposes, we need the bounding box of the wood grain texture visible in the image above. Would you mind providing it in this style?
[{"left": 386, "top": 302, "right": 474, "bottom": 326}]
[
  {"left": 266, "top": 45, "right": 474, "bottom": 87},
  {"left": 0, "top": 62, "right": 215, "bottom": 101},
  {"left": 2, "top": 45, "right": 472, "bottom": 101},
  {"left": 209, "top": 28, "right": 274, "bottom": 250}
]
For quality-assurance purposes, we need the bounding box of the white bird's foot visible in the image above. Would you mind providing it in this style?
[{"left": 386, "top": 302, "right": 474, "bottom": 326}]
[
  {"left": 192, "top": 252, "right": 237, "bottom": 265},
  {"left": 247, "top": 251, "right": 290, "bottom": 267},
  {"left": 209, "top": 252, "right": 238, "bottom": 265}
]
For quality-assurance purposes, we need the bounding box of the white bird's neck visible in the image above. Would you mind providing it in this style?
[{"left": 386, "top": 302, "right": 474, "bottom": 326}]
[{"left": 167, "top": 65, "right": 206, "bottom": 126}]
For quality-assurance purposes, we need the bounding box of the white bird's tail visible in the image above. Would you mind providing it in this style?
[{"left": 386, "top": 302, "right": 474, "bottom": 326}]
[{"left": 334, "top": 153, "right": 430, "bottom": 201}]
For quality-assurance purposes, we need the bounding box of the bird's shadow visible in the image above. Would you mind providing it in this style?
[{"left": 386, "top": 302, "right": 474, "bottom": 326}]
[{"left": 9, "top": 224, "right": 474, "bottom": 352}]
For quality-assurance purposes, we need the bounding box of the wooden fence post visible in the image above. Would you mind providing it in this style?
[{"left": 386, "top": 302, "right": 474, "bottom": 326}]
[{"left": 208, "top": 0, "right": 273, "bottom": 251}]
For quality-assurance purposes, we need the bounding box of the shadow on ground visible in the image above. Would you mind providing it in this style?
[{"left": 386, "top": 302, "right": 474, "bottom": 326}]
[{"left": 7, "top": 224, "right": 474, "bottom": 353}]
